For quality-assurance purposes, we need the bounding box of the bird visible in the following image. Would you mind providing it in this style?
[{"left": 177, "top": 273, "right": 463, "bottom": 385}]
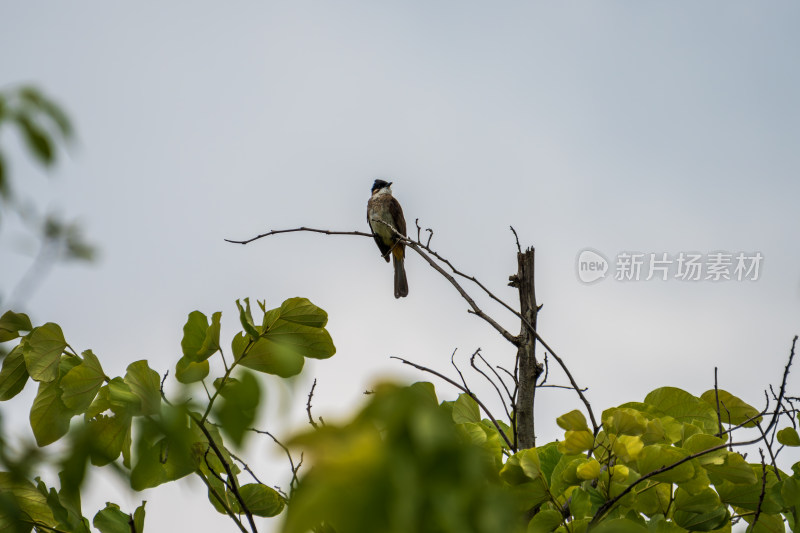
[{"left": 367, "top": 179, "right": 408, "bottom": 298}]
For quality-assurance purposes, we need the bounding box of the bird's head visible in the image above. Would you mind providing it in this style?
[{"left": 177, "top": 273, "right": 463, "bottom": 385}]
[{"left": 371, "top": 179, "right": 393, "bottom": 195}]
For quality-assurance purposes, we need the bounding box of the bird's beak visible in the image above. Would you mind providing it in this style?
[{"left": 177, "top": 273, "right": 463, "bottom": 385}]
[{"left": 387, "top": 182, "right": 393, "bottom": 187}]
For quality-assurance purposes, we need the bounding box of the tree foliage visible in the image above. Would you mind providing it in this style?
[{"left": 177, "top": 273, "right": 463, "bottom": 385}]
[
  {"left": 0, "top": 301, "right": 798, "bottom": 533},
  {"left": 0, "top": 297, "right": 335, "bottom": 532}
]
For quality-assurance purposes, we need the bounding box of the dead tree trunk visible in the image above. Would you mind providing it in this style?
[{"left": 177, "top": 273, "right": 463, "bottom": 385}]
[{"left": 511, "top": 247, "right": 542, "bottom": 449}]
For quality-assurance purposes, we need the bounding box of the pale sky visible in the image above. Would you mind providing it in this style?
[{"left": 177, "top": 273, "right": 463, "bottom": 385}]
[{"left": 2, "top": 2, "right": 799, "bottom": 531}]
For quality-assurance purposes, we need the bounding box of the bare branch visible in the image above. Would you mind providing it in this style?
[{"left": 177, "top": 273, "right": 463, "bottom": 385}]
[
  {"left": 406, "top": 242, "right": 518, "bottom": 344},
  {"left": 509, "top": 226, "right": 521, "bottom": 254},
  {"left": 225, "top": 227, "right": 372, "bottom": 245},
  {"left": 225, "top": 225, "right": 598, "bottom": 432}
]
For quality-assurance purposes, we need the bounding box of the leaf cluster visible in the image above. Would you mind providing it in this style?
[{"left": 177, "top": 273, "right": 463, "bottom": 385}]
[{"left": 0, "top": 297, "right": 336, "bottom": 532}]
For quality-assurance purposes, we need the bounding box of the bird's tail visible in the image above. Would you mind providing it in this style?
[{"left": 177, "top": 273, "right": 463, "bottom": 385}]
[{"left": 393, "top": 255, "right": 408, "bottom": 298}]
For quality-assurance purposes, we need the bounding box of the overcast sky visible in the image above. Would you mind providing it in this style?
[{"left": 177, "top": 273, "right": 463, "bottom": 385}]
[{"left": 2, "top": 2, "right": 799, "bottom": 531}]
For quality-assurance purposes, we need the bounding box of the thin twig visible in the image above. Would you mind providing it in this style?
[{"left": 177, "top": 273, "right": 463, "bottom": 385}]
[
  {"left": 450, "top": 349, "right": 470, "bottom": 392},
  {"left": 540, "top": 353, "right": 550, "bottom": 386},
  {"left": 752, "top": 449, "right": 768, "bottom": 529},
  {"left": 476, "top": 350, "right": 514, "bottom": 403},
  {"left": 306, "top": 379, "right": 320, "bottom": 429},
  {"left": 755, "top": 421, "right": 781, "bottom": 481},
  {"left": 250, "top": 428, "right": 302, "bottom": 490},
  {"left": 469, "top": 349, "right": 513, "bottom": 423},
  {"left": 229, "top": 451, "right": 266, "bottom": 486},
  {"left": 714, "top": 367, "right": 723, "bottom": 437},
  {"left": 509, "top": 226, "right": 521, "bottom": 254}
]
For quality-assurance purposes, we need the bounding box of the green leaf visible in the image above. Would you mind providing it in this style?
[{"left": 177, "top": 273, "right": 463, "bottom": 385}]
[
  {"left": 591, "top": 517, "right": 648, "bottom": 533},
  {"left": 215, "top": 371, "right": 261, "bottom": 446},
  {"left": 0, "top": 345, "right": 29, "bottom": 400},
  {"left": 558, "top": 430, "right": 594, "bottom": 454},
  {"left": 181, "top": 311, "right": 221, "bottom": 362},
  {"left": 175, "top": 356, "right": 209, "bottom": 384},
  {"left": 124, "top": 360, "right": 161, "bottom": 416},
  {"left": 633, "top": 481, "right": 670, "bottom": 517},
  {"left": 108, "top": 377, "right": 141, "bottom": 415},
  {"left": 0, "top": 311, "right": 32, "bottom": 342},
  {"left": 42, "top": 482, "right": 90, "bottom": 533},
  {"left": 703, "top": 452, "right": 756, "bottom": 485},
  {"left": 30, "top": 378, "right": 74, "bottom": 446},
  {"left": 238, "top": 336, "right": 305, "bottom": 377},
  {"left": 133, "top": 502, "right": 145, "bottom": 532},
  {"left": 0, "top": 472, "right": 57, "bottom": 531},
  {"left": 0, "top": 150, "right": 7, "bottom": 201},
  {"left": 777, "top": 427, "right": 800, "bottom": 447},
  {"left": 682, "top": 434, "right": 726, "bottom": 464},
  {"left": 275, "top": 297, "right": 328, "bottom": 328},
  {"left": 570, "top": 487, "right": 594, "bottom": 519},
  {"left": 527, "top": 509, "right": 562, "bottom": 533},
  {"left": 576, "top": 458, "right": 601, "bottom": 480},
  {"left": 87, "top": 414, "right": 131, "bottom": 466},
  {"left": 500, "top": 449, "right": 543, "bottom": 486},
  {"left": 231, "top": 331, "right": 249, "bottom": 360},
  {"left": 409, "top": 381, "right": 438, "bottom": 405},
  {"left": 16, "top": 114, "right": 54, "bottom": 165},
  {"left": 700, "top": 389, "right": 762, "bottom": 427},
  {"left": 673, "top": 486, "right": 721, "bottom": 513},
  {"left": 644, "top": 387, "right": 718, "bottom": 434},
  {"left": 93, "top": 503, "right": 132, "bottom": 533},
  {"left": 268, "top": 316, "right": 335, "bottom": 360},
  {"left": 717, "top": 465, "right": 782, "bottom": 513},
  {"left": 536, "top": 442, "right": 562, "bottom": 485},
  {"left": 235, "top": 484, "right": 284, "bottom": 517},
  {"left": 781, "top": 476, "right": 800, "bottom": 506},
  {"left": 21, "top": 323, "right": 67, "bottom": 382},
  {"left": 85, "top": 384, "right": 111, "bottom": 420},
  {"left": 742, "top": 512, "right": 785, "bottom": 533},
  {"left": 637, "top": 445, "right": 696, "bottom": 483},
  {"left": 602, "top": 407, "right": 647, "bottom": 436},
  {"left": 452, "top": 393, "right": 480, "bottom": 424},
  {"left": 557, "top": 409, "right": 589, "bottom": 432},
  {"left": 236, "top": 298, "right": 259, "bottom": 339},
  {"left": 61, "top": 350, "right": 105, "bottom": 411},
  {"left": 130, "top": 406, "right": 197, "bottom": 490},
  {"left": 548, "top": 453, "right": 583, "bottom": 497},
  {"left": 206, "top": 471, "right": 236, "bottom": 515}
]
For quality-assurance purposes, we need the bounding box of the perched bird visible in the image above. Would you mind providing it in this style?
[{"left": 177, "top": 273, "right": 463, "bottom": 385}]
[{"left": 367, "top": 179, "right": 408, "bottom": 298}]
